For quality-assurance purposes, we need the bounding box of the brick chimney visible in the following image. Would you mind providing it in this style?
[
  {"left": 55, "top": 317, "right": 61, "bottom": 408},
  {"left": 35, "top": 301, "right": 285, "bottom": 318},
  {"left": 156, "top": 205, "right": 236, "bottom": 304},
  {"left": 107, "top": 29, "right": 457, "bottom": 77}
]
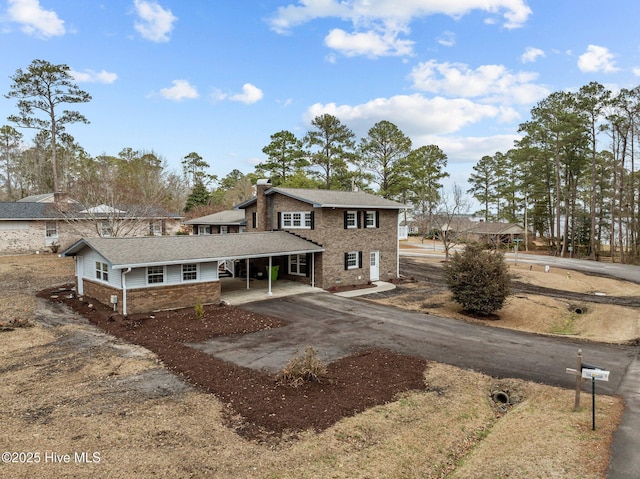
[{"left": 255, "top": 179, "right": 272, "bottom": 231}]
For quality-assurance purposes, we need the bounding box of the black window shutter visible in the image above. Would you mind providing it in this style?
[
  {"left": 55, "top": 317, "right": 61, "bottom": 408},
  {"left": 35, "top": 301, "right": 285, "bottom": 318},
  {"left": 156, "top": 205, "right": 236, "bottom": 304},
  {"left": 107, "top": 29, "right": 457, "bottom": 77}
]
[
  {"left": 344, "top": 211, "right": 348, "bottom": 229},
  {"left": 376, "top": 210, "right": 380, "bottom": 228},
  {"left": 277, "top": 212, "right": 282, "bottom": 230},
  {"left": 193, "top": 225, "right": 198, "bottom": 235},
  {"left": 358, "top": 251, "right": 363, "bottom": 269},
  {"left": 310, "top": 211, "right": 315, "bottom": 230},
  {"left": 149, "top": 222, "right": 153, "bottom": 234},
  {"left": 344, "top": 253, "right": 349, "bottom": 270},
  {"left": 252, "top": 211, "right": 257, "bottom": 228},
  {"left": 162, "top": 220, "right": 166, "bottom": 234},
  {"left": 357, "top": 211, "right": 362, "bottom": 228},
  {"left": 306, "top": 253, "right": 311, "bottom": 277},
  {"left": 208, "top": 226, "right": 213, "bottom": 234}
]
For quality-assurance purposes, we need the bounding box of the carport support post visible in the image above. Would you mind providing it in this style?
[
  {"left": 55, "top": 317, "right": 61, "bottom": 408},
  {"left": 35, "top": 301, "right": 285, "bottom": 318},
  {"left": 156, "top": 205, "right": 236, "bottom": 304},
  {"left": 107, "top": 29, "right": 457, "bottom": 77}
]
[
  {"left": 575, "top": 349, "right": 582, "bottom": 411},
  {"left": 267, "top": 256, "right": 273, "bottom": 296},
  {"left": 246, "top": 259, "right": 250, "bottom": 289}
]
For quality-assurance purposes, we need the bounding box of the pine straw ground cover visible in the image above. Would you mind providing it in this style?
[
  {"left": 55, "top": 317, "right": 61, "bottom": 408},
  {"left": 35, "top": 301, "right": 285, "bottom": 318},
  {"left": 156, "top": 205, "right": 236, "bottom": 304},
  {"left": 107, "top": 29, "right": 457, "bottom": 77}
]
[{"left": 37, "top": 285, "right": 429, "bottom": 440}]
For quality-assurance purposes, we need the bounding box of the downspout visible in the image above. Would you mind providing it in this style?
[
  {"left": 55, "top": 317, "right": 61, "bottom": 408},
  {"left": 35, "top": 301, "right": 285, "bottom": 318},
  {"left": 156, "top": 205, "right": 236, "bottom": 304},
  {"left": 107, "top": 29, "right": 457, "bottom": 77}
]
[{"left": 121, "top": 268, "right": 131, "bottom": 316}]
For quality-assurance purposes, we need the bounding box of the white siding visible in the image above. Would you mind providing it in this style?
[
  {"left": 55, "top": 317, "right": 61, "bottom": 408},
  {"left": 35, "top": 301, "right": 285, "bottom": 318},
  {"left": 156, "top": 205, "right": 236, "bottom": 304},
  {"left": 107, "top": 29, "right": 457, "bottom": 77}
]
[
  {"left": 80, "top": 248, "right": 121, "bottom": 288},
  {"left": 124, "top": 261, "right": 219, "bottom": 289}
]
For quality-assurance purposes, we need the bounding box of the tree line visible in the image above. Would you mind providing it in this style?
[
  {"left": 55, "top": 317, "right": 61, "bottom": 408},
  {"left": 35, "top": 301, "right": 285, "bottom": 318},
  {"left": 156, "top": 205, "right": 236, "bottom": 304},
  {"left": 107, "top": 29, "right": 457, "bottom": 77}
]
[
  {"left": 4, "top": 60, "right": 640, "bottom": 263},
  {"left": 467, "top": 82, "right": 640, "bottom": 262}
]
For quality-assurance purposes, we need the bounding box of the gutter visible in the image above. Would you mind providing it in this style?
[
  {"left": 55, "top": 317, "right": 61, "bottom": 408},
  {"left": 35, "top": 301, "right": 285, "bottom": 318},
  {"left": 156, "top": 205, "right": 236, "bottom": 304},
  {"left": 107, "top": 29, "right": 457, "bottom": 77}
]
[{"left": 121, "top": 267, "right": 131, "bottom": 316}]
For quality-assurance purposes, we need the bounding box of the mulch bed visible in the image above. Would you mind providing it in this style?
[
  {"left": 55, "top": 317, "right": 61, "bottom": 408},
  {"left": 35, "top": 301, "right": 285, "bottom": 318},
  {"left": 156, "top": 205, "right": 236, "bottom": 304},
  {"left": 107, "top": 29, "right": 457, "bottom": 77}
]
[{"left": 38, "top": 286, "right": 428, "bottom": 441}]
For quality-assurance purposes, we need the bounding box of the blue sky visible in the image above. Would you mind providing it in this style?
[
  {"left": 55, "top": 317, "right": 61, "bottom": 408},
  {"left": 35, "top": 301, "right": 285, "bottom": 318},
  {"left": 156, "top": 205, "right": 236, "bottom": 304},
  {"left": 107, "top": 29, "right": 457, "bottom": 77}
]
[{"left": 2, "top": 0, "right": 640, "bottom": 190}]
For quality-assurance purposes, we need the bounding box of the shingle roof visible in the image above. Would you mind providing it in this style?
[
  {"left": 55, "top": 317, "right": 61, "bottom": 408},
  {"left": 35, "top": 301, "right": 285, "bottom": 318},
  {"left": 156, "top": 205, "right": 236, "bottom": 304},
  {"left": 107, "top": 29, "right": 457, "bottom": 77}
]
[
  {"left": 62, "top": 231, "right": 324, "bottom": 268},
  {"left": 184, "top": 209, "right": 246, "bottom": 225},
  {"left": 0, "top": 202, "right": 64, "bottom": 220},
  {"left": 0, "top": 202, "right": 182, "bottom": 220},
  {"left": 237, "top": 187, "right": 405, "bottom": 210}
]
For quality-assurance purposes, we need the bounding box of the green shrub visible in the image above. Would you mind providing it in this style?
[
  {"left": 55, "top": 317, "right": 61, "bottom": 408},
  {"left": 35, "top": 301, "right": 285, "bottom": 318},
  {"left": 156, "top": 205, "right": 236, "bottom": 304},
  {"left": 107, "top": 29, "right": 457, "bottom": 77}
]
[
  {"left": 276, "top": 346, "right": 327, "bottom": 387},
  {"left": 442, "top": 244, "right": 511, "bottom": 316},
  {"left": 194, "top": 297, "right": 205, "bottom": 320}
]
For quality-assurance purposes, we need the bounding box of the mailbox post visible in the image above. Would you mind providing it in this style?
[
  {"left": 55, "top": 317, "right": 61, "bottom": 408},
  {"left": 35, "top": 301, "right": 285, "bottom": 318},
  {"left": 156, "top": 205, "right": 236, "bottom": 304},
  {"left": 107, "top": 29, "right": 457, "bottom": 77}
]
[{"left": 581, "top": 365, "right": 610, "bottom": 431}]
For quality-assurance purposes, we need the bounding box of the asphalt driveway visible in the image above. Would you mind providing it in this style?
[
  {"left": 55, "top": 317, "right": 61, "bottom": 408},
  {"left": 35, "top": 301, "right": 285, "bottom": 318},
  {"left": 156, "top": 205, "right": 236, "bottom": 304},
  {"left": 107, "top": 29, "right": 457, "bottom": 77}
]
[{"left": 193, "top": 292, "right": 635, "bottom": 396}]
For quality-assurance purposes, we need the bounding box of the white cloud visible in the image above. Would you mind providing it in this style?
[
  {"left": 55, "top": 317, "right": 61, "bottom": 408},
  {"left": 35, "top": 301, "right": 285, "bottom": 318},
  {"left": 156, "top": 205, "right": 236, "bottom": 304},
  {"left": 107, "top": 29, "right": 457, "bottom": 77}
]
[
  {"left": 304, "top": 94, "right": 512, "bottom": 139},
  {"left": 133, "top": 0, "right": 177, "bottom": 42},
  {"left": 268, "top": 1, "right": 530, "bottom": 58},
  {"left": 521, "top": 47, "right": 544, "bottom": 63},
  {"left": 324, "top": 27, "right": 414, "bottom": 57},
  {"left": 160, "top": 80, "right": 198, "bottom": 101},
  {"left": 633, "top": 67, "right": 640, "bottom": 77},
  {"left": 409, "top": 59, "right": 549, "bottom": 105},
  {"left": 437, "top": 31, "right": 456, "bottom": 47},
  {"left": 69, "top": 69, "right": 118, "bottom": 84},
  {"left": 578, "top": 45, "right": 619, "bottom": 73},
  {"left": 230, "top": 83, "right": 264, "bottom": 104},
  {"left": 6, "top": 0, "right": 65, "bottom": 38},
  {"left": 270, "top": 0, "right": 531, "bottom": 33}
]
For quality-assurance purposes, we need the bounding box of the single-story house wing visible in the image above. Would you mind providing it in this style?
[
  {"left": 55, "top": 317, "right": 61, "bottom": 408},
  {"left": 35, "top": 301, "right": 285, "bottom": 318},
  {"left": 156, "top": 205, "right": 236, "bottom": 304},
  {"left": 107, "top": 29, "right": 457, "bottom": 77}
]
[{"left": 61, "top": 231, "right": 324, "bottom": 315}]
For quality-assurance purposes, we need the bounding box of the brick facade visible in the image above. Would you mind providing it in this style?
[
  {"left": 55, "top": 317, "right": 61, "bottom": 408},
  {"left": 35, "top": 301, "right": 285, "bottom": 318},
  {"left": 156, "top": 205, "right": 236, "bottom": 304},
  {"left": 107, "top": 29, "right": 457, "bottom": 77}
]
[
  {"left": 82, "top": 278, "right": 221, "bottom": 315},
  {"left": 243, "top": 187, "right": 398, "bottom": 289}
]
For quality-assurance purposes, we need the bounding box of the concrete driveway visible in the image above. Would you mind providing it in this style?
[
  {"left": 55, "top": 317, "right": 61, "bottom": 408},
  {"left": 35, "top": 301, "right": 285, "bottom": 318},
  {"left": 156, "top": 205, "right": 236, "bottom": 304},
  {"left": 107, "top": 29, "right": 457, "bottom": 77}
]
[{"left": 192, "top": 290, "right": 639, "bottom": 478}]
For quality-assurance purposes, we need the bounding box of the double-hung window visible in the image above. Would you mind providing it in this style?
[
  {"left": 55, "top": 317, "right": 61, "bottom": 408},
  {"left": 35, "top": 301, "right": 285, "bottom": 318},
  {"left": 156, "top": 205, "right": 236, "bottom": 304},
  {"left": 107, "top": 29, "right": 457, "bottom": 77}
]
[
  {"left": 100, "top": 221, "right": 112, "bottom": 237},
  {"left": 147, "top": 266, "right": 165, "bottom": 284},
  {"left": 345, "top": 251, "right": 359, "bottom": 269},
  {"left": 345, "top": 211, "right": 357, "bottom": 229},
  {"left": 365, "top": 211, "right": 377, "bottom": 228},
  {"left": 182, "top": 263, "right": 198, "bottom": 282},
  {"left": 198, "top": 225, "right": 210, "bottom": 235},
  {"left": 282, "top": 212, "right": 312, "bottom": 229},
  {"left": 289, "top": 254, "right": 307, "bottom": 276},
  {"left": 150, "top": 221, "right": 162, "bottom": 236},
  {"left": 95, "top": 262, "right": 109, "bottom": 282},
  {"left": 45, "top": 221, "right": 58, "bottom": 239}
]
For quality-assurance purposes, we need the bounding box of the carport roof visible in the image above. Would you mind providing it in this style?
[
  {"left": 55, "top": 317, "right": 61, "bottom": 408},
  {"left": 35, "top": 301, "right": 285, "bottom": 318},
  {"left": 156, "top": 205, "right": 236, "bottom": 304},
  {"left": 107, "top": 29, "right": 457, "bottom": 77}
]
[{"left": 62, "top": 231, "right": 323, "bottom": 269}]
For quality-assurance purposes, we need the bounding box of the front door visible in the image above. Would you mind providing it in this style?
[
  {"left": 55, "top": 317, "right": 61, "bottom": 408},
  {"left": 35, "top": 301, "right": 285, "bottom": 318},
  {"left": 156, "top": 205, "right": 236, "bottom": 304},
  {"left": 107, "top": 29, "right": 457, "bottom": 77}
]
[{"left": 370, "top": 251, "right": 379, "bottom": 281}]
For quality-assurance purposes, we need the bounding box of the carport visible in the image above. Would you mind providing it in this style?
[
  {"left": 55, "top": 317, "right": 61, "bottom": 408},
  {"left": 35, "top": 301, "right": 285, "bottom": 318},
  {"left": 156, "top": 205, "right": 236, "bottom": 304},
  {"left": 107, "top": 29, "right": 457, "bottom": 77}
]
[{"left": 200, "top": 231, "right": 325, "bottom": 297}]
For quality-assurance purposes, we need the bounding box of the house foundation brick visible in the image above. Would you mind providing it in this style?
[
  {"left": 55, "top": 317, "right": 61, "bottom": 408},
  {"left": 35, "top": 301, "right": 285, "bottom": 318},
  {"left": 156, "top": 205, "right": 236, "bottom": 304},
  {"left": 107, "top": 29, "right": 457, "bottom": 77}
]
[{"left": 82, "top": 279, "right": 221, "bottom": 315}]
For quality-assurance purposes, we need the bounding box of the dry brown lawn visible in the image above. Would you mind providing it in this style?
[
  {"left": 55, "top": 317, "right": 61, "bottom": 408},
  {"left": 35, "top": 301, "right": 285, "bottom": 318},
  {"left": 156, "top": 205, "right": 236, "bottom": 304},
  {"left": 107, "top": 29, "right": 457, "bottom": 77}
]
[{"left": 0, "top": 253, "right": 627, "bottom": 478}]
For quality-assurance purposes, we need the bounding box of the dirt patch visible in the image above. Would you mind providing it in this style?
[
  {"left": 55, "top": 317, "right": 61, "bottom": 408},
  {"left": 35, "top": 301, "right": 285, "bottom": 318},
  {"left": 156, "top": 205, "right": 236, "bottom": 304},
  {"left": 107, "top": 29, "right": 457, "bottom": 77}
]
[
  {"left": 383, "top": 258, "right": 640, "bottom": 344},
  {"left": 38, "top": 285, "right": 428, "bottom": 440}
]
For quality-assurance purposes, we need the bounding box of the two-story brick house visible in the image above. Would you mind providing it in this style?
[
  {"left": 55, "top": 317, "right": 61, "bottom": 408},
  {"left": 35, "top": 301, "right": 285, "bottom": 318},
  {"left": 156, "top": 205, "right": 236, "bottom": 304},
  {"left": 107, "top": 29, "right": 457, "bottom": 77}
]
[
  {"left": 62, "top": 181, "right": 403, "bottom": 314},
  {"left": 237, "top": 180, "right": 404, "bottom": 288}
]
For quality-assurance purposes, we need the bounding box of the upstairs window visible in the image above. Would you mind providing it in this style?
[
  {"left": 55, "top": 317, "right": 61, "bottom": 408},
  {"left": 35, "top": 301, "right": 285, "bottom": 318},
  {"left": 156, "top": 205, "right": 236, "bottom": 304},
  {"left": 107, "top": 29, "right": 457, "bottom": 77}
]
[
  {"left": 281, "top": 211, "right": 312, "bottom": 229},
  {"left": 365, "top": 211, "right": 379, "bottom": 228},
  {"left": 345, "top": 211, "right": 357, "bottom": 229}
]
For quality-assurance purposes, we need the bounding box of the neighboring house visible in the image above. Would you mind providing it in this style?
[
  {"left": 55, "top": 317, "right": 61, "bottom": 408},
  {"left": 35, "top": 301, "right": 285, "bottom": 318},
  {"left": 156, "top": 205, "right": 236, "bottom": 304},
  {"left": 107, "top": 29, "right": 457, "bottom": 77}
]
[
  {"left": 184, "top": 209, "right": 246, "bottom": 235},
  {"left": 236, "top": 180, "right": 404, "bottom": 289},
  {"left": 440, "top": 217, "right": 526, "bottom": 245},
  {"left": 61, "top": 233, "right": 323, "bottom": 315},
  {"left": 0, "top": 193, "right": 183, "bottom": 255}
]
